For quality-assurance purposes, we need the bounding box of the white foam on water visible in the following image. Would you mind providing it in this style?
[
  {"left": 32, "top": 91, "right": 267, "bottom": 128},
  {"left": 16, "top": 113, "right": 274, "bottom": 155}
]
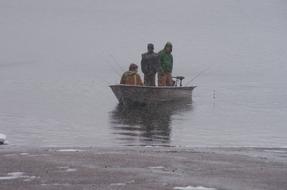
[
  {"left": 174, "top": 186, "right": 217, "bottom": 190},
  {"left": 57, "top": 149, "right": 83, "bottom": 152}
]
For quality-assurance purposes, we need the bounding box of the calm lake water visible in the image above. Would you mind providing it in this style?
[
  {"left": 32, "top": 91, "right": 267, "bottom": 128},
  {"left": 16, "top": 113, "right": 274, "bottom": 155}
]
[{"left": 0, "top": 0, "right": 286, "bottom": 148}]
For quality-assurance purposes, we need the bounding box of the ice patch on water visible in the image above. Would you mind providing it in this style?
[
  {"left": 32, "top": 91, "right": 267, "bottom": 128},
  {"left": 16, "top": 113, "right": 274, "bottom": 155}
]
[
  {"left": 58, "top": 166, "right": 69, "bottom": 169},
  {"left": 57, "top": 149, "right": 83, "bottom": 152},
  {"left": 65, "top": 168, "right": 77, "bottom": 172},
  {"left": 127, "top": 180, "right": 135, "bottom": 184},
  {"left": 50, "top": 183, "right": 71, "bottom": 186},
  {"left": 110, "top": 179, "right": 135, "bottom": 186},
  {"left": 148, "top": 166, "right": 165, "bottom": 169},
  {"left": 4, "top": 154, "right": 17, "bottom": 157},
  {"left": 0, "top": 172, "right": 24, "bottom": 180},
  {"left": 264, "top": 149, "right": 287, "bottom": 154},
  {"left": 57, "top": 166, "right": 77, "bottom": 172},
  {"left": 23, "top": 176, "right": 37, "bottom": 182},
  {"left": 174, "top": 186, "right": 217, "bottom": 190},
  {"left": 0, "top": 172, "right": 38, "bottom": 181},
  {"left": 110, "top": 183, "right": 126, "bottom": 186},
  {"left": 0, "top": 133, "right": 6, "bottom": 138},
  {"left": 20, "top": 153, "right": 29, "bottom": 156},
  {"left": 148, "top": 166, "right": 171, "bottom": 173},
  {"left": 0, "top": 133, "right": 6, "bottom": 144}
]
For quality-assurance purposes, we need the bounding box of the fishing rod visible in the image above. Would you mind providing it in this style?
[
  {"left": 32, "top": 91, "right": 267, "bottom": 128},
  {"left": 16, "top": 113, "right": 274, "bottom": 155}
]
[
  {"left": 185, "top": 67, "right": 210, "bottom": 85},
  {"left": 109, "top": 54, "right": 125, "bottom": 72},
  {"left": 104, "top": 57, "right": 122, "bottom": 78}
]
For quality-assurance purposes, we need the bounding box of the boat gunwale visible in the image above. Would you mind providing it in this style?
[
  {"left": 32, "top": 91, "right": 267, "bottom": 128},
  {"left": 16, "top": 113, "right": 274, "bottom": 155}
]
[{"left": 109, "top": 84, "right": 196, "bottom": 90}]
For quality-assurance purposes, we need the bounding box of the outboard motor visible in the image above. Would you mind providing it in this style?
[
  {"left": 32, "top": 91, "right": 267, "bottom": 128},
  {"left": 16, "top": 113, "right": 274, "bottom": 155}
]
[{"left": 172, "top": 76, "right": 185, "bottom": 87}]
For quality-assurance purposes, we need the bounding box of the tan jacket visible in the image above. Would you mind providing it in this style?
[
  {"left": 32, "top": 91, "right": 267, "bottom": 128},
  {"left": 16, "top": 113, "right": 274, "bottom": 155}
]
[{"left": 120, "top": 71, "right": 143, "bottom": 85}]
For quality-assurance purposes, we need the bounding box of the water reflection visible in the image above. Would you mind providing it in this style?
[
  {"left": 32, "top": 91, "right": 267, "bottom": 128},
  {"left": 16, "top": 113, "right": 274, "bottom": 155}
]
[{"left": 109, "top": 101, "right": 193, "bottom": 146}]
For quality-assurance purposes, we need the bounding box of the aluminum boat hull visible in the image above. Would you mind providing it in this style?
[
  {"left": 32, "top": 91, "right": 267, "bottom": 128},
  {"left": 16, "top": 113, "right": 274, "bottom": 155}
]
[{"left": 110, "top": 84, "right": 196, "bottom": 105}]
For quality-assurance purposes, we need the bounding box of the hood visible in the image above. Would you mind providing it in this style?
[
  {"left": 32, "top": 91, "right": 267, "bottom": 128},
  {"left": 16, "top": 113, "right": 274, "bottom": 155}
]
[
  {"left": 125, "top": 71, "right": 137, "bottom": 76},
  {"left": 164, "top": 42, "right": 173, "bottom": 49}
]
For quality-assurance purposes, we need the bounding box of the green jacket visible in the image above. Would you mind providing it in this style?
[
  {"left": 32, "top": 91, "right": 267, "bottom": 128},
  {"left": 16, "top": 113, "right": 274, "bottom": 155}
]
[{"left": 159, "top": 50, "right": 173, "bottom": 73}]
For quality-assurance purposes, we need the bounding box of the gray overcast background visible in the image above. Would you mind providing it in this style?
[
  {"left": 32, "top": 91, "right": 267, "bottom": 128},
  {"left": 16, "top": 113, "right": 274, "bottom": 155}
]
[{"left": 0, "top": 0, "right": 287, "bottom": 147}]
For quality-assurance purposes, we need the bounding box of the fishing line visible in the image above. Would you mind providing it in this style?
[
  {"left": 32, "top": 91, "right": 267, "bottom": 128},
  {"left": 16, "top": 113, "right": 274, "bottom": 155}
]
[
  {"left": 104, "top": 57, "right": 122, "bottom": 78},
  {"left": 90, "top": 78, "right": 115, "bottom": 101},
  {"left": 185, "top": 67, "right": 211, "bottom": 85},
  {"left": 109, "top": 54, "right": 125, "bottom": 72}
]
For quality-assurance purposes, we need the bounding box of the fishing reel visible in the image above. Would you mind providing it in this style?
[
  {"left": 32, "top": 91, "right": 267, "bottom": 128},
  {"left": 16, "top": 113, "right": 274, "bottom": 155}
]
[{"left": 172, "top": 76, "right": 185, "bottom": 87}]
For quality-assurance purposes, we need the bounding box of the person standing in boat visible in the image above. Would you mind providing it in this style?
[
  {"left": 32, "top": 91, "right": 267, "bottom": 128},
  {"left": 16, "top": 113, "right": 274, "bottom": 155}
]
[
  {"left": 158, "top": 42, "right": 173, "bottom": 86},
  {"left": 120, "top": 63, "right": 143, "bottom": 86},
  {"left": 140, "top": 43, "right": 160, "bottom": 86}
]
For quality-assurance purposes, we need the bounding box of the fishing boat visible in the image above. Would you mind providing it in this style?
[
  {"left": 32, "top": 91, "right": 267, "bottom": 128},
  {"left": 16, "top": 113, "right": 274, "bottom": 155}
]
[{"left": 110, "top": 78, "right": 196, "bottom": 105}]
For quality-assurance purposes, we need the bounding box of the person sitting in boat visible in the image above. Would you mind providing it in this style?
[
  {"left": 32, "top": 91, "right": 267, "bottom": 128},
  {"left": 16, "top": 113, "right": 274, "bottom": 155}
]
[
  {"left": 120, "top": 63, "right": 143, "bottom": 86},
  {"left": 158, "top": 42, "right": 173, "bottom": 86},
  {"left": 141, "top": 43, "right": 160, "bottom": 86}
]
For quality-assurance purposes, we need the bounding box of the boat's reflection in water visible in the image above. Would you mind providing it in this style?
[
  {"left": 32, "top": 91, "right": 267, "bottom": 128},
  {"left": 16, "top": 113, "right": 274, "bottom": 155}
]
[{"left": 109, "top": 100, "right": 193, "bottom": 146}]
